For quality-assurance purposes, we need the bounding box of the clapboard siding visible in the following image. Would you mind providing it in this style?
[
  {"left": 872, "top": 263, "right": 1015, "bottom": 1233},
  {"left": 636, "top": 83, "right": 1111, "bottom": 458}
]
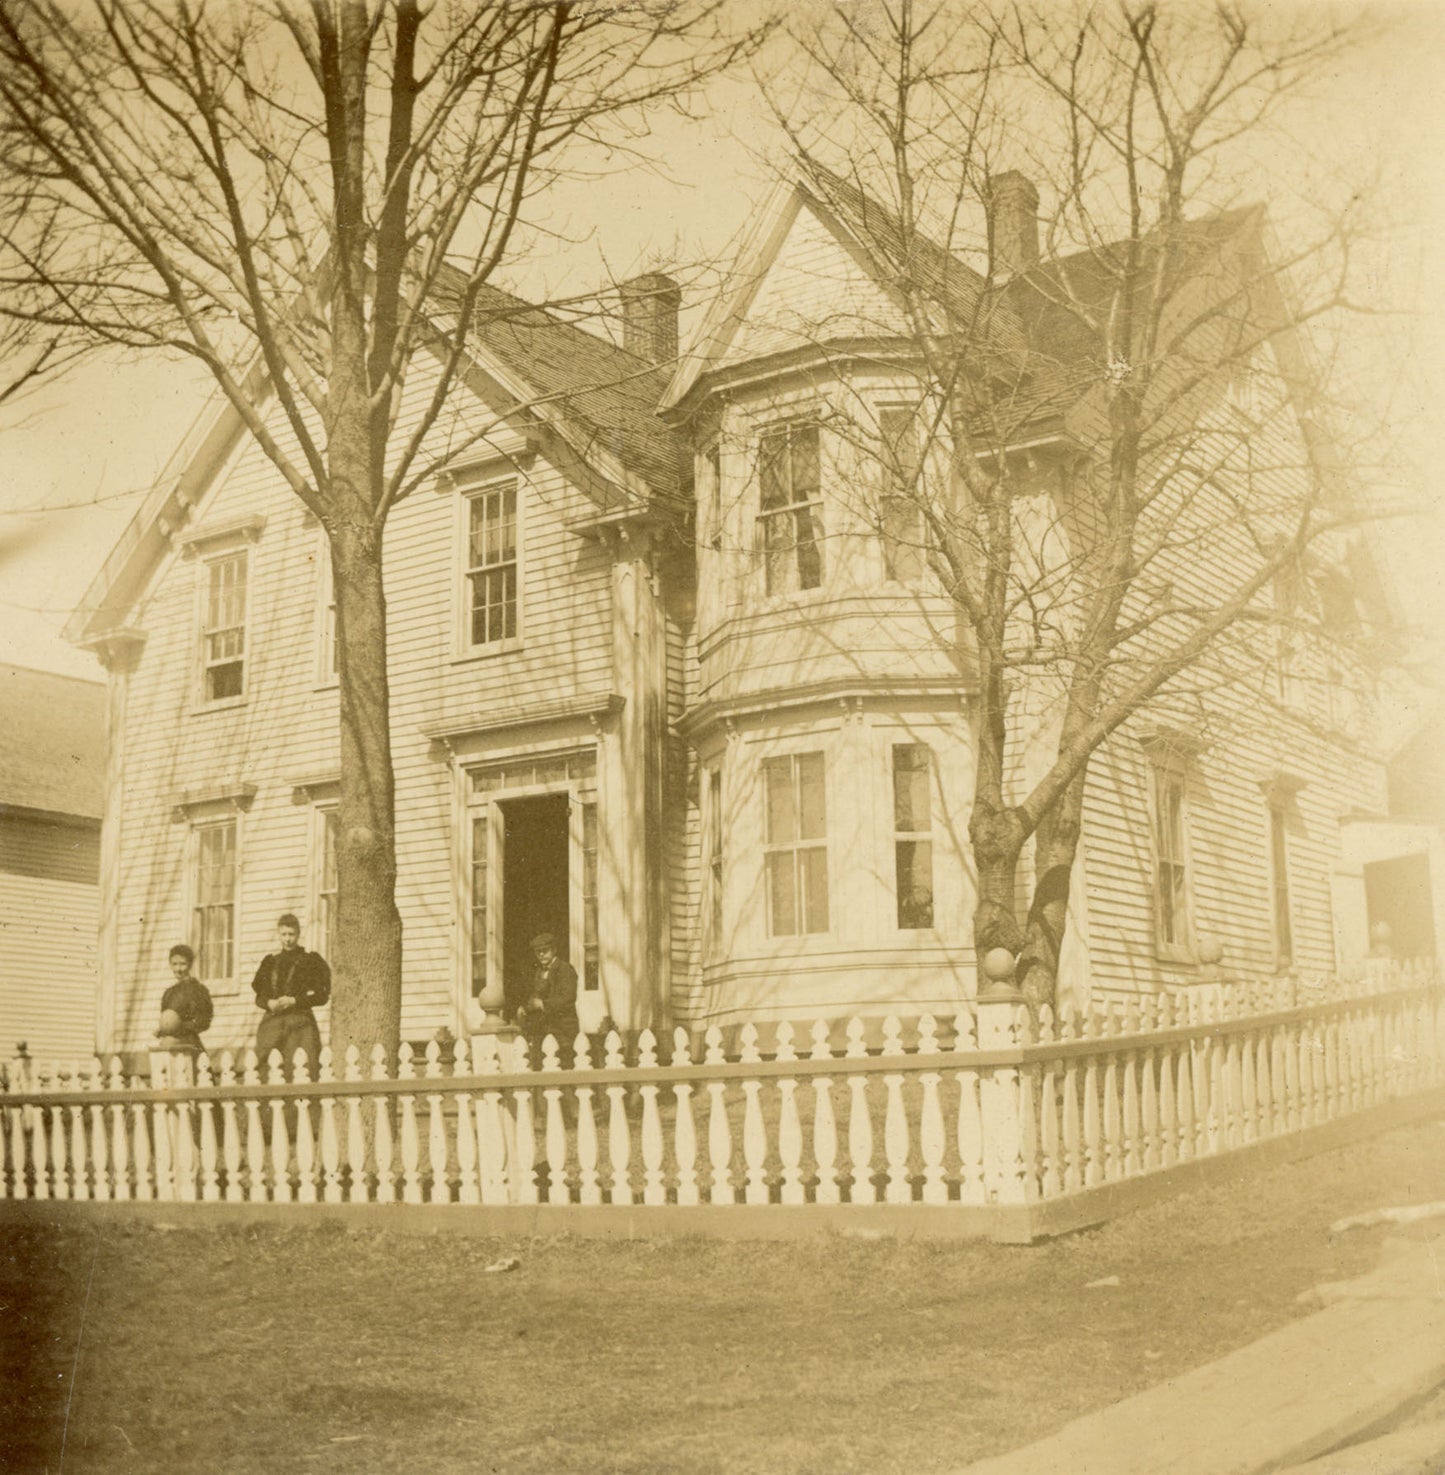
[
  {"left": 109, "top": 347, "right": 617, "bottom": 1053},
  {"left": 721, "top": 198, "right": 907, "bottom": 366},
  {"left": 0, "top": 814, "right": 100, "bottom": 886},
  {"left": 0, "top": 871, "right": 98, "bottom": 1059}
]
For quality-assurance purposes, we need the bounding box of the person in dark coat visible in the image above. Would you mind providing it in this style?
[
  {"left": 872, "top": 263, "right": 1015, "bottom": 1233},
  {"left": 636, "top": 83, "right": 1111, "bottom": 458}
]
[
  {"left": 518, "top": 932, "right": 579, "bottom": 1067},
  {"left": 155, "top": 944, "right": 213, "bottom": 1054},
  {"left": 252, "top": 913, "right": 330, "bottom": 1080}
]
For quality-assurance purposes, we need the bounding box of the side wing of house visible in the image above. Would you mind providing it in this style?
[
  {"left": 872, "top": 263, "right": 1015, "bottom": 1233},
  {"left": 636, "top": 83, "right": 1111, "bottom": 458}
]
[
  {"left": 1059, "top": 333, "right": 1403, "bottom": 1007},
  {"left": 80, "top": 340, "right": 676, "bottom": 1056},
  {"left": 0, "top": 811, "right": 100, "bottom": 1060}
]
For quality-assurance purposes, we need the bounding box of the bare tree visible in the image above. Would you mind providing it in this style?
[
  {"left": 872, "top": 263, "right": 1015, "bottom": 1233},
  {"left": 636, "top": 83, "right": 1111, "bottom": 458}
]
[
  {"left": 0, "top": 0, "right": 756, "bottom": 1056},
  {"left": 763, "top": 0, "right": 1402, "bottom": 1011}
]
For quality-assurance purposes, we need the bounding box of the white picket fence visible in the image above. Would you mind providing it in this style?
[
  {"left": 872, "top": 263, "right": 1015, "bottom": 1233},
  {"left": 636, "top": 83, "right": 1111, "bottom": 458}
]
[{"left": 2, "top": 960, "right": 1440, "bottom": 1213}]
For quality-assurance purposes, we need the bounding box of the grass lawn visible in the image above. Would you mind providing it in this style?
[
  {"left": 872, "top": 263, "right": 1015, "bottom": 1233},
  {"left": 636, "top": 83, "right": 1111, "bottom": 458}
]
[{"left": 4, "top": 1118, "right": 1444, "bottom": 1475}]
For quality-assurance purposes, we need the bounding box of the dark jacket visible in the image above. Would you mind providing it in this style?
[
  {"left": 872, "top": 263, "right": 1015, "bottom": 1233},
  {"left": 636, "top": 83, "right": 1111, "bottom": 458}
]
[
  {"left": 252, "top": 948, "right": 331, "bottom": 1014},
  {"left": 528, "top": 956, "right": 579, "bottom": 1037},
  {"left": 160, "top": 976, "right": 214, "bottom": 1049}
]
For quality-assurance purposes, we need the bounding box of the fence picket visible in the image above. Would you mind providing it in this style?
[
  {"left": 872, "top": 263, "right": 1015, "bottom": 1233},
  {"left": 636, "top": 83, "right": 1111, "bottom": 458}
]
[
  {"left": 452, "top": 1039, "right": 479, "bottom": 1206},
  {"left": 638, "top": 1030, "right": 664, "bottom": 1207},
  {"left": 603, "top": 1030, "right": 629, "bottom": 1206},
  {"left": 881, "top": 1016, "right": 911, "bottom": 1205},
  {"left": 1082, "top": 1059, "right": 1102, "bottom": 1188},
  {"left": 371, "top": 1045, "right": 395, "bottom": 1204},
  {"left": 197, "top": 1055, "right": 219, "bottom": 1202},
  {"left": 673, "top": 1029, "right": 699, "bottom": 1206},
  {"left": 69, "top": 1068, "right": 90, "bottom": 1201},
  {"left": 810, "top": 1021, "right": 839, "bottom": 1205},
  {"left": 845, "top": 1018, "right": 875, "bottom": 1205},
  {"left": 573, "top": 1034, "right": 601, "bottom": 1206},
  {"left": 775, "top": 1024, "right": 804, "bottom": 1206}
]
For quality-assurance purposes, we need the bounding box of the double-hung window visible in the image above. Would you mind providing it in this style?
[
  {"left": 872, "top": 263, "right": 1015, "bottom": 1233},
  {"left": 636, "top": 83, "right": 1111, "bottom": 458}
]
[
  {"left": 763, "top": 751, "right": 828, "bottom": 935},
  {"left": 879, "top": 408, "right": 925, "bottom": 585},
  {"left": 317, "top": 541, "right": 338, "bottom": 684},
  {"left": 704, "top": 767, "right": 724, "bottom": 958},
  {"left": 201, "top": 551, "right": 248, "bottom": 701},
  {"left": 1269, "top": 803, "right": 1293, "bottom": 968},
  {"left": 193, "top": 818, "right": 237, "bottom": 984},
  {"left": 316, "top": 806, "right": 339, "bottom": 964},
  {"left": 758, "top": 422, "right": 823, "bottom": 595},
  {"left": 466, "top": 481, "right": 518, "bottom": 648},
  {"left": 892, "top": 744, "right": 935, "bottom": 929},
  {"left": 1151, "top": 767, "right": 1192, "bottom": 958}
]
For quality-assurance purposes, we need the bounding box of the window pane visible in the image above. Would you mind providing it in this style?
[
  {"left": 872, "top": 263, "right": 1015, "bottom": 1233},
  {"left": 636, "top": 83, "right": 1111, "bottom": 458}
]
[
  {"left": 801, "top": 847, "right": 829, "bottom": 933},
  {"left": 764, "top": 756, "right": 797, "bottom": 844},
  {"left": 793, "top": 505, "right": 823, "bottom": 590},
  {"left": 792, "top": 425, "right": 819, "bottom": 498},
  {"left": 471, "top": 813, "right": 488, "bottom": 996},
  {"left": 796, "top": 752, "right": 826, "bottom": 840},
  {"left": 767, "top": 851, "right": 798, "bottom": 935},
  {"left": 896, "top": 840, "right": 934, "bottom": 929},
  {"left": 892, "top": 745, "right": 930, "bottom": 833},
  {"left": 760, "top": 430, "right": 788, "bottom": 511}
]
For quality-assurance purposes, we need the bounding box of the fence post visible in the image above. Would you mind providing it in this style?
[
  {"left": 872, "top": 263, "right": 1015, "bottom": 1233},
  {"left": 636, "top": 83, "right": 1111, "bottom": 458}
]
[{"left": 976, "top": 950, "right": 1031, "bottom": 1206}]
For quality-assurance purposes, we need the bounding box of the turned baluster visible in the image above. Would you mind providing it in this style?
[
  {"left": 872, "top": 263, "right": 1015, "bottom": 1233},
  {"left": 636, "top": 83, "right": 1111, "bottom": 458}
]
[
  {"left": 774, "top": 1023, "right": 804, "bottom": 1206},
  {"left": 917, "top": 1014, "right": 946, "bottom": 1205},
  {"left": 705, "top": 1026, "right": 733, "bottom": 1204},
  {"left": 845, "top": 1017, "right": 875, "bottom": 1205},
  {"left": 638, "top": 1030, "right": 664, "bottom": 1207},
  {"left": 604, "top": 1030, "right": 629, "bottom": 1205},
  {"left": 371, "top": 1044, "right": 396, "bottom": 1204},
  {"left": 810, "top": 1020, "right": 839, "bottom": 1205},
  {"left": 452, "top": 1039, "right": 479, "bottom": 1206},
  {"left": 672, "top": 1029, "right": 698, "bottom": 1207},
  {"left": 573, "top": 1034, "right": 601, "bottom": 1206}
]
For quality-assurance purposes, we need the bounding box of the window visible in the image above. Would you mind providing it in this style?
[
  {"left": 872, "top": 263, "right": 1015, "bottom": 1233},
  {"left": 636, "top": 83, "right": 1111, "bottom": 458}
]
[
  {"left": 581, "top": 800, "right": 599, "bottom": 991},
  {"left": 1151, "top": 767, "right": 1191, "bottom": 957},
  {"left": 879, "top": 408, "right": 925, "bottom": 585},
  {"left": 193, "top": 819, "right": 237, "bottom": 982},
  {"left": 1269, "top": 804, "right": 1293, "bottom": 968},
  {"left": 892, "top": 744, "right": 934, "bottom": 929},
  {"left": 316, "top": 806, "right": 339, "bottom": 963},
  {"left": 201, "top": 551, "right": 247, "bottom": 701},
  {"left": 763, "top": 751, "right": 828, "bottom": 935},
  {"left": 705, "top": 767, "right": 724, "bottom": 957},
  {"left": 703, "top": 443, "right": 722, "bottom": 553},
  {"left": 466, "top": 481, "right": 518, "bottom": 647},
  {"left": 317, "top": 542, "right": 337, "bottom": 684},
  {"left": 757, "top": 422, "right": 823, "bottom": 595},
  {"left": 470, "top": 812, "right": 489, "bottom": 997}
]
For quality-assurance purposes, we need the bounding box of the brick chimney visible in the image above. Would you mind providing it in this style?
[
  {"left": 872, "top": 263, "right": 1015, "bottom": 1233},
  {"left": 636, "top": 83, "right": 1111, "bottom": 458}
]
[
  {"left": 619, "top": 272, "right": 681, "bottom": 363},
  {"left": 985, "top": 172, "right": 1039, "bottom": 277}
]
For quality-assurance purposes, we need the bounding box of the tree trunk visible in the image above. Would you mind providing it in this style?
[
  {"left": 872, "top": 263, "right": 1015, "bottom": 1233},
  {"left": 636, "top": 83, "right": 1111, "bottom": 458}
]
[
  {"left": 330, "top": 520, "right": 404, "bottom": 1062},
  {"left": 970, "top": 800, "right": 1025, "bottom": 972},
  {"left": 1017, "top": 776, "right": 1085, "bottom": 1017}
]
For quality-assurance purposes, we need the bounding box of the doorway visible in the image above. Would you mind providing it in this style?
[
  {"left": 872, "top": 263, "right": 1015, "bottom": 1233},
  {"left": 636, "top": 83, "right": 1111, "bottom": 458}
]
[
  {"left": 500, "top": 793, "right": 570, "bottom": 1016},
  {"left": 1364, "top": 852, "right": 1437, "bottom": 960}
]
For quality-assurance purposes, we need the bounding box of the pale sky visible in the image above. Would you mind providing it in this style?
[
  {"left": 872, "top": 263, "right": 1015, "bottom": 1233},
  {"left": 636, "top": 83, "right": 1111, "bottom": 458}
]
[{"left": 0, "top": 2, "right": 1440, "bottom": 690}]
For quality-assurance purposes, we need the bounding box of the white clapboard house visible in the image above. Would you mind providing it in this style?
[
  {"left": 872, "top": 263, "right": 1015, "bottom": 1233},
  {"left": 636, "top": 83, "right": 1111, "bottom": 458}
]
[
  {"left": 64, "top": 168, "right": 1441, "bottom": 1057},
  {"left": 0, "top": 663, "right": 103, "bottom": 1058}
]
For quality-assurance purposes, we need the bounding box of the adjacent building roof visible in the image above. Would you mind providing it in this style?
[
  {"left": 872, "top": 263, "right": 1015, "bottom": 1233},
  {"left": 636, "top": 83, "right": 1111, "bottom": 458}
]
[{"left": 0, "top": 664, "right": 105, "bottom": 820}]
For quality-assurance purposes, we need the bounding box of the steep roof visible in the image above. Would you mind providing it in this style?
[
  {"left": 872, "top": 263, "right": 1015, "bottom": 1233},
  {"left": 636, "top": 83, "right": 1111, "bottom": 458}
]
[
  {"left": 67, "top": 272, "right": 681, "bottom": 645},
  {"left": 433, "top": 271, "right": 680, "bottom": 499},
  {"left": 0, "top": 664, "right": 105, "bottom": 819}
]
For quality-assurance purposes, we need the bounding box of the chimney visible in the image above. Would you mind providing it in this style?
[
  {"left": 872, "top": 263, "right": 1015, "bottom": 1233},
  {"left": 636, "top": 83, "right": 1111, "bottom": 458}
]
[
  {"left": 985, "top": 171, "right": 1039, "bottom": 277},
  {"left": 619, "top": 272, "right": 681, "bottom": 364}
]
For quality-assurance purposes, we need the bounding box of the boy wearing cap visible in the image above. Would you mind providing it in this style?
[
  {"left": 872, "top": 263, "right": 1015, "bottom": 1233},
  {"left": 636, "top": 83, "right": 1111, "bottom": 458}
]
[{"left": 251, "top": 913, "right": 331, "bottom": 1080}]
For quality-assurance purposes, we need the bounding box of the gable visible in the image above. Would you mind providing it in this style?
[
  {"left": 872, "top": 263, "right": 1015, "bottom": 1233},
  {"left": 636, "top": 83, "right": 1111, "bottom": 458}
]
[{"left": 717, "top": 196, "right": 912, "bottom": 369}]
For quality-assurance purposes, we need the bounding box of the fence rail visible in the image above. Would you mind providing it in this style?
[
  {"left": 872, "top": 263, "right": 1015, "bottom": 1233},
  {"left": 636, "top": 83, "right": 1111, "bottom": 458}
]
[{"left": 3, "top": 961, "right": 1440, "bottom": 1214}]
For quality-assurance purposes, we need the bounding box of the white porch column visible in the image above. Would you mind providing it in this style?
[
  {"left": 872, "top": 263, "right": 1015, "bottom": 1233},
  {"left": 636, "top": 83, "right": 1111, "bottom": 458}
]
[
  {"left": 86, "top": 629, "right": 146, "bottom": 1056},
  {"left": 605, "top": 526, "right": 670, "bottom": 1031}
]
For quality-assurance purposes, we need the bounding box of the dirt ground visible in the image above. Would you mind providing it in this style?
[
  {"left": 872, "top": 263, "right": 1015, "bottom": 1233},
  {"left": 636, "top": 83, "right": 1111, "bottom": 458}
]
[{"left": 3, "top": 1118, "right": 1443, "bottom": 1475}]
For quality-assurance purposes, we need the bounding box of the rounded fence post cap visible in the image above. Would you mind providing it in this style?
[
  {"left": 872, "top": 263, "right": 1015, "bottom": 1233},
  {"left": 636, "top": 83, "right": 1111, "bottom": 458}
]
[
  {"left": 982, "top": 947, "right": 1017, "bottom": 983},
  {"left": 1197, "top": 934, "right": 1224, "bottom": 966},
  {"left": 1369, "top": 920, "right": 1393, "bottom": 947}
]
